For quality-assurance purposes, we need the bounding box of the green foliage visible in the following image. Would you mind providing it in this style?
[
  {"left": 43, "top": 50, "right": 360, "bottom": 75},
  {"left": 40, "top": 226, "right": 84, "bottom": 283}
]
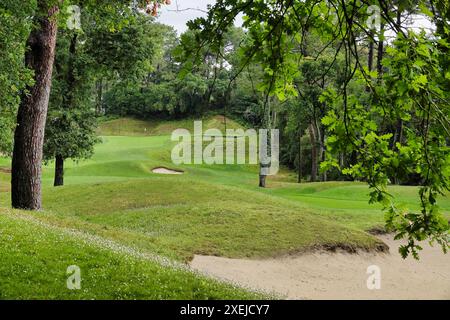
[
  {"left": 0, "top": 0, "right": 35, "bottom": 153},
  {"left": 85, "top": 11, "right": 157, "bottom": 80},
  {"left": 104, "top": 26, "right": 251, "bottom": 119},
  {"left": 45, "top": 4, "right": 161, "bottom": 164},
  {"left": 322, "top": 32, "right": 450, "bottom": 258},
  {"left": 44, "top": 29, "right": 98, "bottom": 163},
  {"left": 104, "top": 82, "right": 180, "bottom": 116},
  {"left": 184, "top": 0, "right": 450, "bottom": 258},
  {"left": 102, "top": 23, "right": 181, "bottom": 117}
]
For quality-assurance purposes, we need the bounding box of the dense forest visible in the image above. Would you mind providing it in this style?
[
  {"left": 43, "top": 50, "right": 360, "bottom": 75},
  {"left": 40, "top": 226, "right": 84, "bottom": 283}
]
[{"left": 1, "top": 0, "right": 449, "bottom": 258}]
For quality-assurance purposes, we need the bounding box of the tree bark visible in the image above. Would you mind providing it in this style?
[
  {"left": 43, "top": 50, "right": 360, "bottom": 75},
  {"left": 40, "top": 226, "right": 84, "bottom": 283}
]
[
  {"left": 11, "top": 2, "right": 59, "bottom": 210},
  {"left": 377, "top": 24, "right": 385, "bottom": 78},
  {"left": 309, "top": 124, "right": 318, "bottom": 182},
  {"left": 366, "top": 31, "right": 374, "bottom": 93},
  {"left": 297, "top": 127, "right": 302, "bottom": 183},
  {"left": 259, "top": 173, "right": 267, "bottom": 188},
  {"left": 96, "top": 78, "right": 103, "bottom": 115},
  {"left": 321, "top": 132, "right": 327, "bottom": 182},
  {"left": 65, "top": 33, "right": 77, "bottom": 105},
  {"left": 54, "top": 155, "right": 64, "bottom": 187},
  {"left": 368, "top": 31, "right": 374, "bottom": 72}
]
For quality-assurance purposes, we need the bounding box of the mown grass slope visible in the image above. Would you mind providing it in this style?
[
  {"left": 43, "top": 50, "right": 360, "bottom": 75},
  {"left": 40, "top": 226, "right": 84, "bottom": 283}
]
[
  {"left": 0, "top": 209, "right": 261, "bottom": 299},
  {"left": 98, "top": 116, "right": 244, "bottom": 136},
  {"left": 0, "top": 116, "right": 448, "bottom": 298}
]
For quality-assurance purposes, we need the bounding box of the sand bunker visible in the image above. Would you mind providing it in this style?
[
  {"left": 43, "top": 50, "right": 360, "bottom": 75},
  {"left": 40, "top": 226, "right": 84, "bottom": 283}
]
[
  {"left": 190, "top": 235, "right": 450, "bottom": 299},
  {"left": 152, "top": 167, "right": 184, "bottom": 175}
]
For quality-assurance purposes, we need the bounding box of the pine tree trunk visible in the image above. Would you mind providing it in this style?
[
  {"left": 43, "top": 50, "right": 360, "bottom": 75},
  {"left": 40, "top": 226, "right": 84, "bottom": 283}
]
[
  {"left": 11, "top": 2, "right": 59, "bottom": 210},
  {"left": 54, "top": 155, "right": 64, "bottom": 187}
]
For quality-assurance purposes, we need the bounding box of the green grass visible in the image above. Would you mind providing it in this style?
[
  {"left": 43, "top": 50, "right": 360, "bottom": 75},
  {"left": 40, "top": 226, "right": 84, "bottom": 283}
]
[
  {"left": 37, "top": 178, "right": 384, "bottom": 261},
  {"left": 98, "top": 116, "right": 244, "bottom": 137},
  {"left": 0, "top": 209, "right": 260, "bottom": 299},
  {"left": 263, "top": 182, "right": 450, "bottom": 231},
  {"left": 0, "top": 116, "right": 448, "bottom": 299}
]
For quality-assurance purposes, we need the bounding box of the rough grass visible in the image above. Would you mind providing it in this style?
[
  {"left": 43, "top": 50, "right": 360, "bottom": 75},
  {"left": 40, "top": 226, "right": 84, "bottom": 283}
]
[
  {"left": 0, "top": 209, "right": 261, "bottom": 299},
  {"left": 0, "top": 170, "right": 9, "bottom": 193},
  {"left": 98, "top": 115, "right": 243, "bottom": 137},
  {"left": 33, "top": 178, "right": 384, "bottom": 261}
]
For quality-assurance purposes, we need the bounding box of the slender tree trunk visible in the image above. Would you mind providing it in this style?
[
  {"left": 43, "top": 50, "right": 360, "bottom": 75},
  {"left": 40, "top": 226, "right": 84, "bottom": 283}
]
[
  {"left": 96, "top": 78, "right": 103, "bottom": 115},
  {"left": 54, "top": 155, "right": 64, "bottom": 187},
  {"left": 259, "top": 174, "right": 267, "bottom": 188},
  {"left": 366, "top": 30, "right": 375, "bottom": 93},
  {"left": 392, "top": 118, "right": 403, "bottom": 185},
  {"left": 11, "top": 2, "right": 59, "bottom": 210},
  {"left": 259, "top": 96, "right": 272, "bottom": 188},
  {"left": 297, "top": 127, "right": 302, "bottom": 183},
  {"left": 377, "top": 24, "right": 385, "bottom": 78},
  {"left": 392, "top": 10, "right": 403, "bottom": 185},
  {"left": 321, "top": 132, "right": 327, "bottom": 182},
  {"left": 51, "top": 33, "right": 77, "bottom": 187},
  {"left": 309, "top": 124, "right": 318, "bottom": 182},
  {"left": 368, "top": 31, "right": 374, "bottom": 72},
  {"left": 314, "top": 119, "right": 327, "bottom": 182},
  {"left": 65, "top": 33, "right": 77, "bottom": 104}
]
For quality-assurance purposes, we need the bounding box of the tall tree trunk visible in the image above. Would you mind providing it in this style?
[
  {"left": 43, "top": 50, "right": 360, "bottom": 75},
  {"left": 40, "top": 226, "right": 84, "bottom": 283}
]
[
  {"left": 377, "top": 24, "right": 385, "bottom": 78},
  {"left": 259, "top": 96, "right": 272, "bottom": 188},
  {"left": 314, "top": 119, "right": 327, "bottom": 182},
  {"left": 368, "top": 31, "right": 374, "bottom": 72},
  {"left": 309, "top": 124, "right": 318, "bottom": 182},
  {"left": 11, "top": 2, "right": 59, "bottom": 210},
  {"left": 259, "top": 174, "right": 267, "bottom": 188},
  {"left": 65, "top": 33, "right": 77, "bottom": 104},
  {"left": 297, "top": 127, "right": 302, "bottom": 183},
  {"left": 52, "top": 33, "right": 77, "bottom": 187},
  {"left": 321, "top": 132, "right": 327, "bottom": 182},
  {"left": 366, "top": 30, "right": 375, "bottom": 93},
  {"left": 96, "top": 78, "right": 103, "bottom": 115},
  {"left": 54, "top": 155, "right": 64, "bottom": 187},
  {"left": 393, "top": 9, "right": 404, "bottom": 185}
]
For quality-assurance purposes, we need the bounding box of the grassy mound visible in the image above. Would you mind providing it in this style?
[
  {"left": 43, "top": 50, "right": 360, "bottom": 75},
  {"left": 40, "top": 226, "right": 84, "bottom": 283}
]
[
  {"left": 98, "top": 115, "right": 244, "bottom": 137},
  {"left": 34, "top": 178, "right": 385, "bottom": 261},
  {"left": 0, "top": 117, "right": 448, "bottom": 299},
  {"left": 0, "top": 209, "right": 261, "bottom": 299}
]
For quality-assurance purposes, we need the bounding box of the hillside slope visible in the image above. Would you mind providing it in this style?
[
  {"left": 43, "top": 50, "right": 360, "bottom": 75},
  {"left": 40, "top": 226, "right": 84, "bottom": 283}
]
[
  {"left": 0, "top": 117, "right": 447, "bottom": 298},
  {"left": 0, "top": 209, "right": 261, "bottom": 299}
]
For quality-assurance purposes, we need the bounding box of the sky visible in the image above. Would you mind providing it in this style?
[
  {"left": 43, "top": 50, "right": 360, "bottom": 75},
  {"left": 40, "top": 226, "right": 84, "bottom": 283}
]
[
  {"left": 157, "top": 1, "right": 434, "bottom": 37},
  {"left": 157, "top": 0, "right": 215, "bottom": 34}
]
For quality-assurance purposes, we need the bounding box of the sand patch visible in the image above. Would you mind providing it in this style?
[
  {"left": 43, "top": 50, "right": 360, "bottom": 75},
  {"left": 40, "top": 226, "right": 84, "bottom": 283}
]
[
  {"left": 190, "top": 235, "right": 450, "bottom": 300},
  {"left": 152, "top": 167, "right": 184, "bottom": 175}
]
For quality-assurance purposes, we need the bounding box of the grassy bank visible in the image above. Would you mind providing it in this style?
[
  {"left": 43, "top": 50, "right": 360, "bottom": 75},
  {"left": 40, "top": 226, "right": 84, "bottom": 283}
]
[{"left": 0, "top": 117, "right": 448, "bottom": 298}]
